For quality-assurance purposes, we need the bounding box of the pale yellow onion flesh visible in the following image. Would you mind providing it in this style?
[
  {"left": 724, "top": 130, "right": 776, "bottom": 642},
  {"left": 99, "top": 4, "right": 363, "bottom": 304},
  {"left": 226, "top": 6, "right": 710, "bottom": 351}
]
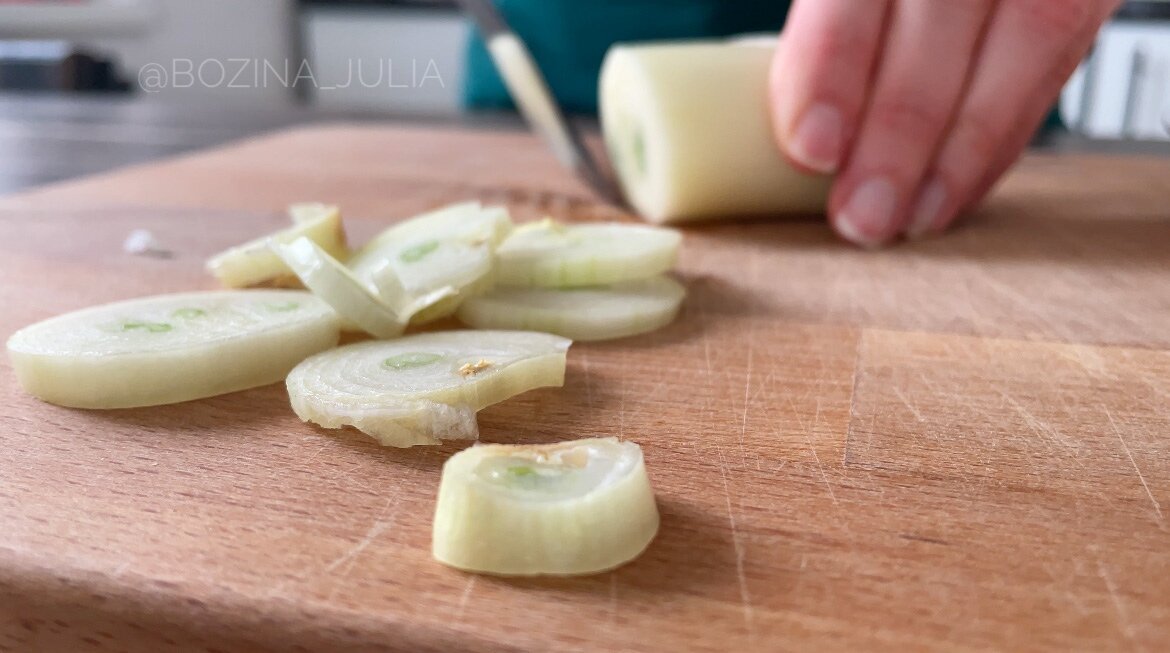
[
  {"left": 456, "top": 276, "right": 685, "bottom": 341},
  {"left": 271, "top": 236, "right": 432, "bottom": 339},
  {"left": 206, "top": 204, "right": 347, "bottom": 288},
  {"left": 288, "top": 202, "right": 336, "bottom": 223},
  {"left": 285, "top": 330, "right": 570, "bottom": 447},
  {"left": 432, "top": 437, "right": 659, "bottom": 576},
  {"left": 348, "top": 203, "right": 513, "bottom": 323},
  {"left": 599, "top": 41, "right": 830, "bottom": 223},
  {"left": 495, "top": 220, "right": 681, "bottom": 287},
  {"left": 6, "top": 290, "right": 340, "bottom": 409}
]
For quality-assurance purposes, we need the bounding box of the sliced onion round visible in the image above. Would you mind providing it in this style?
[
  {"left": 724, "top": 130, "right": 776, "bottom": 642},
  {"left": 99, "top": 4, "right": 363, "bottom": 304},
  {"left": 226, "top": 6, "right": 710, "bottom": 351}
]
[
  {"left": 286, "top": 330, "right": 571, "bottom": 447},
  {"left": 495, "top": 220, "right": 681, "bottom": 287},
  {"left": 6, "top": 290, "right": 340, "bottom": 409},
  {"left": 456, "top": 275, "right": 685, "bottom": 341},
  {"left": 348, "top": 203, "right": 513, "bottom": 323},
  {"left": 432, "top": 437, "right": 659, "bottom": 576}
]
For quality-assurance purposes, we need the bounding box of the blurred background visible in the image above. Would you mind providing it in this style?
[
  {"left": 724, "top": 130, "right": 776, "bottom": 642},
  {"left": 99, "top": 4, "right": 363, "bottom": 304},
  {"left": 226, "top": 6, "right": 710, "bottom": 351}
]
[{"left": 1, "top": 0, "right": 1167, "bottom": 196}]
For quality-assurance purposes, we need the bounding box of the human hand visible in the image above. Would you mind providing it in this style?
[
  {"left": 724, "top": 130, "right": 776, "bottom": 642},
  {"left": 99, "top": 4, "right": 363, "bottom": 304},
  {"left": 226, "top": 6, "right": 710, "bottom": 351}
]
[{"left": 769, "top": 0, "right": 1122, "bottom": 247}]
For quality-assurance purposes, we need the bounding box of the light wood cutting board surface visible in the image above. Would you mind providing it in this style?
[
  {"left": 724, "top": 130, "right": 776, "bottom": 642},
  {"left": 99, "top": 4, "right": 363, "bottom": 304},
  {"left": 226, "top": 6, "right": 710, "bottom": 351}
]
[{"left": 2, "top": 124, "right": 1169, "bottom": 652}]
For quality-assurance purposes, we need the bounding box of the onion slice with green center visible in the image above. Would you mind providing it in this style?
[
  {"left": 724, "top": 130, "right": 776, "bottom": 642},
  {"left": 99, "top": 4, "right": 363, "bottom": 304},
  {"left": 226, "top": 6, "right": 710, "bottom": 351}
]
[
  {"left": 495, "top": 219, "right": 681, "bottom": 287},
  {"left": 6, "top": 290, "right": 340, "bottom": 409},
  {"left": 285, "top": 330, "right": 570, "bottom": 447},
  {"left": 348, "top": 202, "right": 514, "bottom": 323},
  {"left": 432, "top": 437, "right": 659, "bottom": 576},
  {"left": 206, "top": 204, "right": 347, "bottom": 288},
  {"left": 456, "top": 275, "right": 685, "bottom": 341}
]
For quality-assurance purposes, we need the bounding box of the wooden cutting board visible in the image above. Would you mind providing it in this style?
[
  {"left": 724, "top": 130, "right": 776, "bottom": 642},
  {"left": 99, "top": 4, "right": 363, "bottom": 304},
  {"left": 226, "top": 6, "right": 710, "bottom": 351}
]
[{"left": 2, "top": 124, "right": 1169, "bottom": 652}]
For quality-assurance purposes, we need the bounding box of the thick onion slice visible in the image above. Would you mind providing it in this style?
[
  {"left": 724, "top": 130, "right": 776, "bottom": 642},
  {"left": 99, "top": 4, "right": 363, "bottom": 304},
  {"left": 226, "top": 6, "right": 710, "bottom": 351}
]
[
  {"left": 206, "top": 204, "right": 347, "bottom": 288},
  {"left": 271, "top": 237, "right": 451, "bottom": 339},
  {"left": 432, "top": 437, "right": 659, "bottom": 576},
  {"left": 495, "top": 220, "right": 681, "bottom": 287},
  {"left": 348, "top": 202, "right": 514, "bottom": 323},
  {"left": 456, "top": 276, "right": 685, "bottom": 341},
  {"left": 285, "top": 330, "right": 570, "bottom": 447},
  {"left": 6, "top": 290, "right": 340, "bottom": 409}
]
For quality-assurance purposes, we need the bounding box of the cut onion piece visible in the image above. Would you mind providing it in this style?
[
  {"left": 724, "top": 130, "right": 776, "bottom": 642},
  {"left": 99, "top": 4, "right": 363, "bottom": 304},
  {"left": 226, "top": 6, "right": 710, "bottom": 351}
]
[
  {"left": 495, "top": 220, "right": 681, "bottom": 287},
  {"left": 456, "top": 276, "right": 685, "bottom": 341},
  {"left": 285, "top": 330, "right": 570, "bottom": 447},
  {"left": 271, "top": 236, "right": 445, "bottom": 339},
  {"left": 348, "top": 203, "right": 514, "bottom": 323},
  {"left": 599, "top": 42, "right": 830, "bottom": 223},
  {"left": 288, "top": 202, "right": 336, "bottom": 224},
  {"left": 6, "top": 290, "right": 340, "bottom": 409},
  {"left": 432, "top": 437, "right": 659, "bottom": 576},
  {"left": 206, "top": 204, "right": 347, "bottom": 288}
]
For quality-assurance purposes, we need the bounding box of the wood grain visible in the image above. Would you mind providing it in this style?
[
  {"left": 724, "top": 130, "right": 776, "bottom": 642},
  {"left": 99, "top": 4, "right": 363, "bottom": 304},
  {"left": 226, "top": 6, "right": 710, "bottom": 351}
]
[{"left": 1, "top": 124, "right": 1169, "bottom": 652}]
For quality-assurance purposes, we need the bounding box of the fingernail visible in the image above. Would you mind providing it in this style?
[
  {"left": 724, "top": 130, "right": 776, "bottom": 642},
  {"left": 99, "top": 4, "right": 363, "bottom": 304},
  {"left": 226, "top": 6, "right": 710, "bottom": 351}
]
[
  {"left": 835, "top": 177, "right": 898, "bottom": 248},
  {"left": 789, "top": 103, "right": 843, "bottom": 174},
  {"left": 907, "top": 177, "right": 947, "bottom": 239}
]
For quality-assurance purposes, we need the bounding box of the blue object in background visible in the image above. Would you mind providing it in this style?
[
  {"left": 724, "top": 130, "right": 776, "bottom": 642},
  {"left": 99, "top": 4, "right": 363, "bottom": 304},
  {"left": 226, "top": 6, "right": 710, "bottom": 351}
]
[{"left": 463, "top": 0, "right": 792, "bottom": 113}]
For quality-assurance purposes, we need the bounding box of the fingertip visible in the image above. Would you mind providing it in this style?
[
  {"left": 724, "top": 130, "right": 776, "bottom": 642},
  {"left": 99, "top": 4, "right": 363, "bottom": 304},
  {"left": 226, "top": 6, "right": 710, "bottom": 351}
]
[
  {"left": 833, "top": 216, "right": 887, "bottom": 249},
  {"left": 905, "top": 177, "right": 949, "bottom": 239},
  {"left": 832, "top": 176, "right": 900, "bottom": 248},
  {"left": 788, "top": 103, "right": 844, "bottom": 174}
]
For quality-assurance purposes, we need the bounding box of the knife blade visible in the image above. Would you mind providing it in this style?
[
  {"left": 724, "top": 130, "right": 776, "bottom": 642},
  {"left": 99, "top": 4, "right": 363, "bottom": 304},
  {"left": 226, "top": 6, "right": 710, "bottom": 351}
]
[{"left": 456, "top": 0, "right": 624, "bottom": 206}]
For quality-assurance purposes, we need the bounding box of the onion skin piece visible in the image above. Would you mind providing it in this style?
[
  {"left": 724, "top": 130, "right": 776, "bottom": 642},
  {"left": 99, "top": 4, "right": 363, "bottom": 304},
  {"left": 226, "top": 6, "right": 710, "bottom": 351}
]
[
  {"left": 6, "top": 291, "right": 341, "bottom": 409},
  {"left": 432, "top": 438, "right": 660, "bottom": 576}
]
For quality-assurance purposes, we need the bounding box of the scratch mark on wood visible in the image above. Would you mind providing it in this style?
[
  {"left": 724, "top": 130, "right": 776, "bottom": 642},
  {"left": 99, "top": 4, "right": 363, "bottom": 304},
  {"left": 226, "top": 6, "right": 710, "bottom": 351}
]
[
  {"left": 843, "top": 332, "right": 865, "bottom": 466},
  {"left": 717, "top": 449, "right": 755, "bottom": 638},
  {"left": 891, "top": 385, "right": 924, "bottom": 423},
  {"left": 806, "top": 434, "right": 840, "bottom": 509},
  {"left": 325, "top": 497, "right": 398, "bottom": 574},
  {"left": 1105, "top": 407, "right": 1165, "bottom": 527},
  {"left": 1092, "top": 548, "right": 1140, "bottom": 647},
  {"left": 456, "top": 576, "right": 476, "bottom": 619},
  {"left": 997, "top": 389, "right": 1084, "bottom": 467},
  {"left": 738, "top": 332, "right": 755, "bottom": 469},
  {"left": 785, "top": 395, "right": 807, "bottom": 433},
  {"left": 301, "top": 443, "right": 329, "bottom": 467}
]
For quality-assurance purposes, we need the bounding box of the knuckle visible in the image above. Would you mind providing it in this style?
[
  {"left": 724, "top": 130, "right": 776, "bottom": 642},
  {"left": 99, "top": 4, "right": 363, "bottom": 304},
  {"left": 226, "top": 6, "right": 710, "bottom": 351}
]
[
  {"left": 866, "top": 97, "right": 952, "bottom": 140},
  {"left": 810, "top": 28, "right": 868, "bottom": 75},
  {"left": 946, "top": 0, "right": 997, "bottom": 21},
  {"left": 1008, "top": 0, "right": 1093, "bottom": 36},
  {"left": 947, "top": 113, "right": 1006, "bottom": 175}
]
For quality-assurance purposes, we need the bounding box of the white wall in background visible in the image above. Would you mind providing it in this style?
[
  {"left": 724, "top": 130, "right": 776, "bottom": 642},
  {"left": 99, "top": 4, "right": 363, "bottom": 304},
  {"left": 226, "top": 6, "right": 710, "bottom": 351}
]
[
  {"left": 1062, "top": 21, "right": 1170, "bottom": 141},
  {"left": 304, "top": 7, "right": 467, "bottom": 116},
  {"left": 81, "top": 0, "right": 297, "bottom": 105},
  {"left": 0, "top": 0, "right": 157, "bottom": 39}
]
